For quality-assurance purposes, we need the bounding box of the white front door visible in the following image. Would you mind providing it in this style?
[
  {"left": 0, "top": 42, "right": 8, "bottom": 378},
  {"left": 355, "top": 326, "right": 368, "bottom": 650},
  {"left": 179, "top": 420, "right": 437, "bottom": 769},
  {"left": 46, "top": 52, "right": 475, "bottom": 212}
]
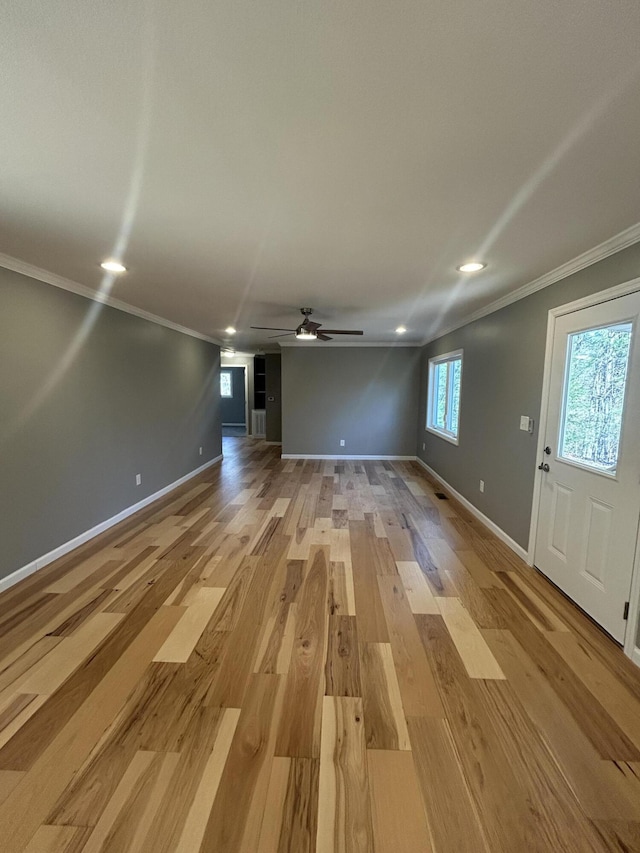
[{"left": 534, "top": 290, "right": 640, "bottom": 642}]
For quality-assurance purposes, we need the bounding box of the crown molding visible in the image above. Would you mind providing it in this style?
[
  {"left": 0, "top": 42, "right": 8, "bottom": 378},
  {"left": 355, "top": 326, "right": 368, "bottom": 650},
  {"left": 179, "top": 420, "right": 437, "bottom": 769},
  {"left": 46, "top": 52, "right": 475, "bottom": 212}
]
[
  {"left": 422, "top": 220, "right": 640, "bottom": 346},
  {"left": 0, "top": 253, "right": 223, "bottom": 346},
  {"left": 279, "top": 341, "right": 424, "bottom": 342},
  {"left": 6, "top": 218, "right": 638, "bottom": 353}
]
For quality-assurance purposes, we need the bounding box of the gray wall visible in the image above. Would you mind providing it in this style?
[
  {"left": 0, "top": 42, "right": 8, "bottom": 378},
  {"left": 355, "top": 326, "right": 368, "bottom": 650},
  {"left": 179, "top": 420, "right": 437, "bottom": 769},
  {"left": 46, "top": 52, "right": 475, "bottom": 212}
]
[
  {"left": 282, "top": 347, "right": 420, "bottom": 456},
  {"left": 0, "top": 268, "right": 221, "bottom": 581},
  {"left": 265, "top": 353, "right": 282, "bottom": 443},
  {"left": 220, "top": 365, "right": 246, "bottom": 424},
  {"left": 418, "top": 241, "right": 640, "bottom": 549}
]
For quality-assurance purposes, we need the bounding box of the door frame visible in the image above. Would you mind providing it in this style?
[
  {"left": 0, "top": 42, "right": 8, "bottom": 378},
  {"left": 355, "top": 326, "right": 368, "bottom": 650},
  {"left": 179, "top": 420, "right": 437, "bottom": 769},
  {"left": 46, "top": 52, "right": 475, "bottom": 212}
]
[
  {"left": 244, "top": 364, "right": 249, "bottom": 433},
  {"left": 527, "top": 276, "right": 640, "bottom": 663},
  {"left": 221, "top": 364, "right": 248, "bottom": 434}
]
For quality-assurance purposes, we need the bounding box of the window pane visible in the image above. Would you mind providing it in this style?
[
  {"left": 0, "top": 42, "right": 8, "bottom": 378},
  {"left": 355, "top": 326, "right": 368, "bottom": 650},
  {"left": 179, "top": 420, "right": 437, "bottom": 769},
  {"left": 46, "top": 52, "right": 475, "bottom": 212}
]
[
  {"left": 220, "top": 371, "right": 232, "bottom": 397},
  {"left": 434, "top": 363, "right": 447, "bottom": 429},
  {"left": 450, "top": 358, "right": 461, "bottom": 435},
  {"left": 428, "top": 354, "right": 462, "bottom": 439},
  {"left": 560, "top": 323, "right": 632, "bottom": 474}
]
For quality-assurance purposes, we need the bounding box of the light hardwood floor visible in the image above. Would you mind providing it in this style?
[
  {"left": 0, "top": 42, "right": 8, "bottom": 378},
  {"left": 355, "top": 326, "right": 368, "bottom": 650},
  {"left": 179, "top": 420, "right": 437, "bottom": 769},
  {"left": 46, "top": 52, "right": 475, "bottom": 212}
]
[{"left": 1, "top": 437, "right": 640, "bottom": 852}]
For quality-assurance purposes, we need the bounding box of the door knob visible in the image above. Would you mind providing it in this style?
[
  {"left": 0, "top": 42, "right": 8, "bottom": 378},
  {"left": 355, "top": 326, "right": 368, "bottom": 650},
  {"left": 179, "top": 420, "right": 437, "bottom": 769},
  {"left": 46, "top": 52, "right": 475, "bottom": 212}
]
[{"left": 538, "top": 463, "right": 550, "bottom": 472}]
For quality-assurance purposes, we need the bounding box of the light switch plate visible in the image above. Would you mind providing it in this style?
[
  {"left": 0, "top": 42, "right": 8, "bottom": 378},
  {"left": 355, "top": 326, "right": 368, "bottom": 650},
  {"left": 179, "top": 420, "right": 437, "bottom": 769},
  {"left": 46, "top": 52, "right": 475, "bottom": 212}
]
[{"left": 520, "top": 416, "right": 531, "bottom": 432}]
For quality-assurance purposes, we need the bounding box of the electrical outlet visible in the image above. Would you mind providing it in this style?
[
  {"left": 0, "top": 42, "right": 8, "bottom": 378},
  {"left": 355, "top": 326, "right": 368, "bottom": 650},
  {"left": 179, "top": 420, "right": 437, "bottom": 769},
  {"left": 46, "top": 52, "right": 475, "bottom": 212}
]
[
  {"left": 479, "top": 479, "right": 485, "bottom": 493},
  {"left": 135, "top": 473, "right": 142, "bottom": 486},
  {"left": 340, "top": 439, "right": 345, "bottom": 447},
  {"left": 199, "top": 446, "right": 203, "bottom": 456}
]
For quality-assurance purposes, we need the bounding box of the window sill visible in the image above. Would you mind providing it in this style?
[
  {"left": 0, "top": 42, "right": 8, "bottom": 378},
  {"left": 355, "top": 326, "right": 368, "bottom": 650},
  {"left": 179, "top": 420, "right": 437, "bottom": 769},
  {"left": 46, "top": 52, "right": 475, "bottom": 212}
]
[{"left": 425, "top": 426, "right": 459, "bottom": 446}]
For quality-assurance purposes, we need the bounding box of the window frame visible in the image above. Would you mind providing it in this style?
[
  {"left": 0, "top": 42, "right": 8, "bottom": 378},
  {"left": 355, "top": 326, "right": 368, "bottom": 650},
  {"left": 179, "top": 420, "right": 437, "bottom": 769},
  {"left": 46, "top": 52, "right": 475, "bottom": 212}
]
[
  {"left": 220, "top": 370, "right": 233, "bottom": 398},
  {"left": 426, "top": 349, "right": 463, "bottom": 445}
]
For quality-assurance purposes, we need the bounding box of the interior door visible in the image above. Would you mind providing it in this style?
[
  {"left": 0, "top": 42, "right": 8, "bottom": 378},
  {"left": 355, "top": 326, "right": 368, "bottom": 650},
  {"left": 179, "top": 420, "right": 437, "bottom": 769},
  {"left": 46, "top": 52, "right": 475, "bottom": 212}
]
[{"left": 534, "top": 290, "right": 640, "bottom": 642}]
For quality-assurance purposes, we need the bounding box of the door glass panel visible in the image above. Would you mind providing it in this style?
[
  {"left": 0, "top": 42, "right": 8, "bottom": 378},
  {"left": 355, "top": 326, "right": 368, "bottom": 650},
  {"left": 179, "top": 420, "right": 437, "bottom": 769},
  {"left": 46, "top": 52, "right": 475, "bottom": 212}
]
[{"left": 559, "top": 322, "right": 632, "bottom": 474}]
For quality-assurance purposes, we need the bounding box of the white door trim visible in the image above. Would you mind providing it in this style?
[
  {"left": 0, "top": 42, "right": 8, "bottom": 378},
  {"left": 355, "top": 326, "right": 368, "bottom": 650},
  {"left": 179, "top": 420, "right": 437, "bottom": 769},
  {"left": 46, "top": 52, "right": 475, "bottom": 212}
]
[
  {"left": 221, "top": 364, "right": 248, "bottom": 434},
  {"left": 628, "top": 528, "right": 640, "bottom": 661},
  {"left": 527, "top": 276, "right": 640, "bottom": 660},
  {"left": 241, "top": 364, "right": 248, "bottom": 434}
]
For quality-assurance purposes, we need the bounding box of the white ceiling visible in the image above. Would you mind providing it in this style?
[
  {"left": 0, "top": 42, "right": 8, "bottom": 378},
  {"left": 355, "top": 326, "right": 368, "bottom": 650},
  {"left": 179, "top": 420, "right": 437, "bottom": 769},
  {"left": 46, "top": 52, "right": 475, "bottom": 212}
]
[{"left": 2, "top": 1, "right": 640, "bottom": 349}]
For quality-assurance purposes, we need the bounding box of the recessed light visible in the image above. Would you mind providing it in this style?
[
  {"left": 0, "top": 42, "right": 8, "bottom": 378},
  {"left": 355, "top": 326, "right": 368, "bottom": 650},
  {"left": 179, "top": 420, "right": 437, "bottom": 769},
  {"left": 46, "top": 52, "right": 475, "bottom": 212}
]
[
  {"left": 456, "top": 262, "right": 486, "bottom": 273},
  {"left": 225, "top": 326, "right": 236, "bottom": 335},
  {"left": 100, "top": 259, "right": 127, "bottom": 273},
  {"left": 396, "top": 326, "right": 407, "bottom": 334}
]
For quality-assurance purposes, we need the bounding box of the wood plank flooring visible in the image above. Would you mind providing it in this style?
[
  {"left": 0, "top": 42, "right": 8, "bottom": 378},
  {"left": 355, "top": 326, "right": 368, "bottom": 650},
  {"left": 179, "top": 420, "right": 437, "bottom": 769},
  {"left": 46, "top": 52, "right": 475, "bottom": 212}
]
[{"left": 1, "top": 437, "right": 640, "bottom": 851}]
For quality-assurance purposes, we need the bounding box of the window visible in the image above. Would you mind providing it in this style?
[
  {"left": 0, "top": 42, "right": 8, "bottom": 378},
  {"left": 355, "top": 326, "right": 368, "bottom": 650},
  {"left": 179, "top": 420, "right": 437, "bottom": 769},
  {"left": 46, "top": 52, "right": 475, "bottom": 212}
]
[
  {"left": 559, "top": 322, "right": 632, "bottom": 475},
  {"left": 220, "top": 371, "right": 232, "bottom": 397},
  {"left": 426, "top": 350, "right": 463, "bottom": 443}
]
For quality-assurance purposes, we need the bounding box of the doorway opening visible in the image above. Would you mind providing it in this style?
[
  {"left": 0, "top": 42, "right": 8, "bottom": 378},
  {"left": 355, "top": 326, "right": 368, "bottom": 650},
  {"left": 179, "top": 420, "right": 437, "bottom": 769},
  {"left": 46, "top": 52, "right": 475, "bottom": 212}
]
[{"left": 221, "top": 365, "right": 247, "bottom": 437}]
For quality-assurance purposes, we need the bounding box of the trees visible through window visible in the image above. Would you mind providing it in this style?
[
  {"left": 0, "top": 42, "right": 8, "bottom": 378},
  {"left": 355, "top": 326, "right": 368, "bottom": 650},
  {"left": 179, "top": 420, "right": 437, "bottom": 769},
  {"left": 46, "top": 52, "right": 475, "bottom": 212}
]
[
  {"left": 427, "top": 350, "right": 463, "bottom": 443},
  {"left": 559, "top": 322, "right": 632, "bottom": 474},
  {"left": 220, "top": 371, "right": 232, "bottom": 397}
]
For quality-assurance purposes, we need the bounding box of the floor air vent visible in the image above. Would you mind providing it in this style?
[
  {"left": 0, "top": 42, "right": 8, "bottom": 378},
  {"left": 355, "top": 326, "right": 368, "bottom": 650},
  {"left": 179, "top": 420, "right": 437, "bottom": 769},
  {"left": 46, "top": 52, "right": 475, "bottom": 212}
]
[{"left": 434, "top": 492, "right": 449, "bottom": 500}]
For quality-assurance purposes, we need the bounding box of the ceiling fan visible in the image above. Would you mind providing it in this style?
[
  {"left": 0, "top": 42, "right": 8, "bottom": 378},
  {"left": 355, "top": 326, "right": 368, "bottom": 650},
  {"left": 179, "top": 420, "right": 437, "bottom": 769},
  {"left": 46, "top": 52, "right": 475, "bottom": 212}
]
[{"left": 251, "top": 308, "right": 364, "bottom": 341}]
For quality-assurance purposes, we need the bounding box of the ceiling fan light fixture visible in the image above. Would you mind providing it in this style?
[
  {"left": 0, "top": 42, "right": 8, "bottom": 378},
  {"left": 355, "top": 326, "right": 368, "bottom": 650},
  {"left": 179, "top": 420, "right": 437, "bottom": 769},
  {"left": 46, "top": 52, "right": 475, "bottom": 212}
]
[
  {"left": 395, "top": 325, "right": 407, "bottom": 334},
  {"left": 295, "top": 328, "right": 317, "bottom": 340},
  {"left": 225, "top": 326, "right": 236, "bottom": 335},
  {"left": 456, "top": 261, "right": 486, "bottom": 273}
]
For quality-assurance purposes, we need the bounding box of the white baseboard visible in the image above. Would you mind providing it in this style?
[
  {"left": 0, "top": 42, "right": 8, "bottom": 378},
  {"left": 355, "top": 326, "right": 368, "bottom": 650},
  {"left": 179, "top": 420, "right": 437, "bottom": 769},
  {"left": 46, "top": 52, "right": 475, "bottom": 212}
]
[
  {"left": 414, "top": 457, "right": 528, "bottom": 562},
  {"left": 632, "top": 647, "right": 640, "bottom": 668},
  {"left": 281, "top": 454, "right": 416, "bottom": 460},
  {"left": 0, "top": 454, "right": 223, "bottom": 594}
]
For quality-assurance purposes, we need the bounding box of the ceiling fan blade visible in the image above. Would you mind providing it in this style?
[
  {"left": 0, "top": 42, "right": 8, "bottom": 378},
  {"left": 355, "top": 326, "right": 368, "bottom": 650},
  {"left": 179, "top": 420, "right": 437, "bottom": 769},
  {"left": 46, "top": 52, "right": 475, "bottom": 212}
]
[
  {"left": 317, "top": 333, "right": 333, "bottom": 341},
  {"left": 318, "top": 329, "right": 364, "bottom": 335},
  {"left": 268, "top": 332, "right": 295, "bottom": 338},
  {"left": 250, "top": 326, "right": 295, "bottom": 331},
  {"left": 302, "top": 320, "right": 321, "bottom": 332}
]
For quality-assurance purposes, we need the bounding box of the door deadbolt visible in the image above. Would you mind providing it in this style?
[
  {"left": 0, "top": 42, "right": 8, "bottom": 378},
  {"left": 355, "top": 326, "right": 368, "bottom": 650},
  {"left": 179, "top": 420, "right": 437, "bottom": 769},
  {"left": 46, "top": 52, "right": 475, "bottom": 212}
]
[{"left": 544, "top": 446, "right": 551, "bottom": 455}]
